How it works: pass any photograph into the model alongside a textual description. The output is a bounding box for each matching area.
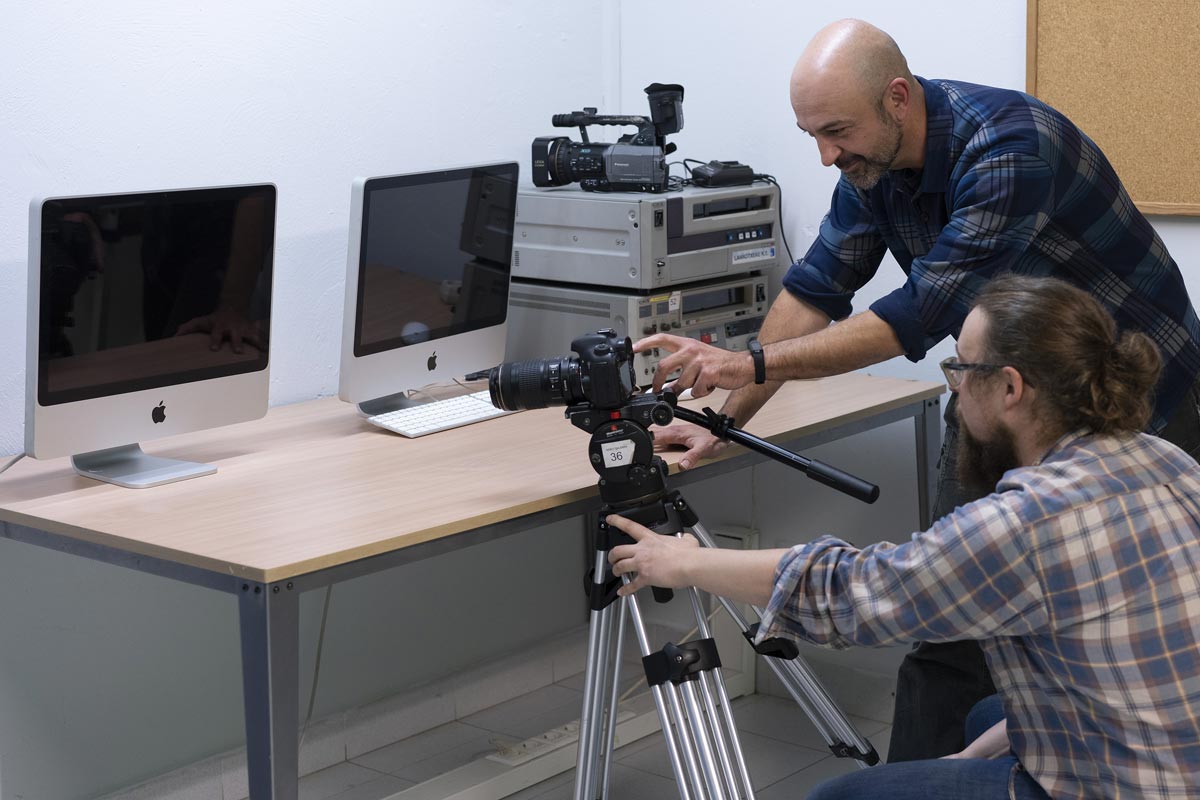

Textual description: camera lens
[486,356,584,411]
[550,141,610,187]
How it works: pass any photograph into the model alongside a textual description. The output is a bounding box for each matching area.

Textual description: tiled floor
[292,682,893,800]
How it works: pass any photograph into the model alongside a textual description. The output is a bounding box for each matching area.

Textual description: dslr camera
[484,329,637,411]
[531,83,684,193]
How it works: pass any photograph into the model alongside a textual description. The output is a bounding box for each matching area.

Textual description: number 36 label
[601,439,636,467]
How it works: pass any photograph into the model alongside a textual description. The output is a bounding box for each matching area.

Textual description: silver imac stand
[71,444,216,489]
[355,390,428,418]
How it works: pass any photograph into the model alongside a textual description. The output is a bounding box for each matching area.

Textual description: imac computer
[339,162,519,436]
[26,184,276,488]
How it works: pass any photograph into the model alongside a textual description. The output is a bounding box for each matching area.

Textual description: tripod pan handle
[805,459,879,504]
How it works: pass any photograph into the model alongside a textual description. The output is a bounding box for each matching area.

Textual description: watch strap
[748,337,766,385]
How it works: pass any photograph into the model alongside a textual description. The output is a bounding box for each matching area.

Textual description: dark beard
[956,415,1021,499]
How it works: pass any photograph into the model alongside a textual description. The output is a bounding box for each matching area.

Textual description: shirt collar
[915,76,954,195]
[1034,429,1095,466]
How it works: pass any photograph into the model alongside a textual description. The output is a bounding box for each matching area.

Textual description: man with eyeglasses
[610,275,1200,799]
[634,18,1200,762]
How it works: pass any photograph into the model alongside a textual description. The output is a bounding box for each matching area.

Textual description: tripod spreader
[643,639,722,687]
[669,403,880,505]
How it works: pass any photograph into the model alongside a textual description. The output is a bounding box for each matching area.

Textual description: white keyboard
[366,391,514,438]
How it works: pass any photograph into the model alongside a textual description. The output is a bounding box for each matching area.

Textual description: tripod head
[474,328,878,508]
[567,388,880,512]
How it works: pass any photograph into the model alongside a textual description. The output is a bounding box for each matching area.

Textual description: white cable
[0,453,26,476]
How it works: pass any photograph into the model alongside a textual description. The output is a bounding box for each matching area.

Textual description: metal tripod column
[575,547,625,800]
[575,513,757,800]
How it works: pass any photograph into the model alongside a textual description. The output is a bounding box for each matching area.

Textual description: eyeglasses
[939,356,1004,390]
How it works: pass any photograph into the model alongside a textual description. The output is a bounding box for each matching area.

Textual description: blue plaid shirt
[783,77,1200,432]
[758,432,1200,799]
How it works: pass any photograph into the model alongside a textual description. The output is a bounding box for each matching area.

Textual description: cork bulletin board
[1026,0,1200,216]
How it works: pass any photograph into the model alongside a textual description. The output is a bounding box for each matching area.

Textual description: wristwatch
[748,337,766,385]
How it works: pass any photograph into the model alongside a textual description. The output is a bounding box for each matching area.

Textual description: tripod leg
[598,595,627,800]
[678,677,731,800]
[686,586,755,798]
[626,588,704,800]
[688,522,879,768]
[575,549,619,800]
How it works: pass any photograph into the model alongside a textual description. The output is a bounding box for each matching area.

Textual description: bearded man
[610,276,1200,799]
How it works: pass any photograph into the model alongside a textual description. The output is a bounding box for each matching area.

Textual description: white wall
[0,0,622,454]
[3,1,1200,797]
[0,3,614,798]
[618,0,1200,388]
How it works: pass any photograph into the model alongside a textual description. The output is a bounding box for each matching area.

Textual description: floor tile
[756,753,853,799]
[615,728,827,790]
[500,769,576,800]
[731,694,886,752]
[461,684,583,738]
[298,762,390,800]
[350,721,494,778]
[554,670,588,692]
[322,772,415,800]
[522,763,680,800]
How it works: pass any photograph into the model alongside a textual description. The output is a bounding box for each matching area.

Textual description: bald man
[636,19,1200,762]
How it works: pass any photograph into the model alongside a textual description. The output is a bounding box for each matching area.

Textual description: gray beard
[840,119,903,191]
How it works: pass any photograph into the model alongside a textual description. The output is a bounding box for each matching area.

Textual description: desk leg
[238,581,301,799]
[914,396,942,530]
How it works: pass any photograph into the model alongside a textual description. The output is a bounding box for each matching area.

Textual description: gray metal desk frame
[1,393,940,799]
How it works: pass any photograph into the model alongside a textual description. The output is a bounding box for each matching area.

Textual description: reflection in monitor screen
[339,163,518,414]
[26,184,276,488]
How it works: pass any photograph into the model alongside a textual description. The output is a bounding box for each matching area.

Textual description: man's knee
[806,769,873,800]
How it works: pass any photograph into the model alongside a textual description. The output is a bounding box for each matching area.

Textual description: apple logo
[427,351,437,371]
[151,401,166,424]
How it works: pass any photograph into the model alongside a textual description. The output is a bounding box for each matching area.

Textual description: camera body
[531,83,684,193]
[481,329,678,507]
[485,329,637,411]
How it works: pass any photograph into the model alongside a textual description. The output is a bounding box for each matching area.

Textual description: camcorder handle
[669,403,880,505]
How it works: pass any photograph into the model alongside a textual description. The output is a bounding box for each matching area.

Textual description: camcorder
[531,83,684,193]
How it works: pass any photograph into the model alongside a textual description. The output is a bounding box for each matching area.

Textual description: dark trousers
[887,378,1200,762]
[812,695,1051,800]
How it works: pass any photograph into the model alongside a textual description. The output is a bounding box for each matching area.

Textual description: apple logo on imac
[427,351,437,371]
[152,402,166,424]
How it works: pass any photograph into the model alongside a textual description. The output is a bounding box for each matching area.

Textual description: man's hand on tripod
[607,515,699,596]
[608,514,783,606]
[654,421,728,471]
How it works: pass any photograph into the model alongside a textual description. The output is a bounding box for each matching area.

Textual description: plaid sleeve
[870,151,1056,361]
[781,179,887,322]
[755,498,1050,649]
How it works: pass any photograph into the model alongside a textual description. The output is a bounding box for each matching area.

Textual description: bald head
[788,20,925,181]
[791,19,913,112]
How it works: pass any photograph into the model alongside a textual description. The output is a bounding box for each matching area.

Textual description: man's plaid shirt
[782,77,1200,432]
[758,431,1200,798]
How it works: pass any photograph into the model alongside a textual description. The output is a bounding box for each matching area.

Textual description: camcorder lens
[486,357,583,411]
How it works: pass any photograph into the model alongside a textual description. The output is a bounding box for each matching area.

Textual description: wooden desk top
[0,374,942,582]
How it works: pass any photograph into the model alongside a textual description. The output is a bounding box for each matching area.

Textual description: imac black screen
[353,163,517,358]
[37,184,276,406]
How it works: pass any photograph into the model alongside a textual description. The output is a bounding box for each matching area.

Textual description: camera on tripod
[483,329,639,412]
[480,329,677,509]
[475,328,879,505]
[531,83,684,193]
